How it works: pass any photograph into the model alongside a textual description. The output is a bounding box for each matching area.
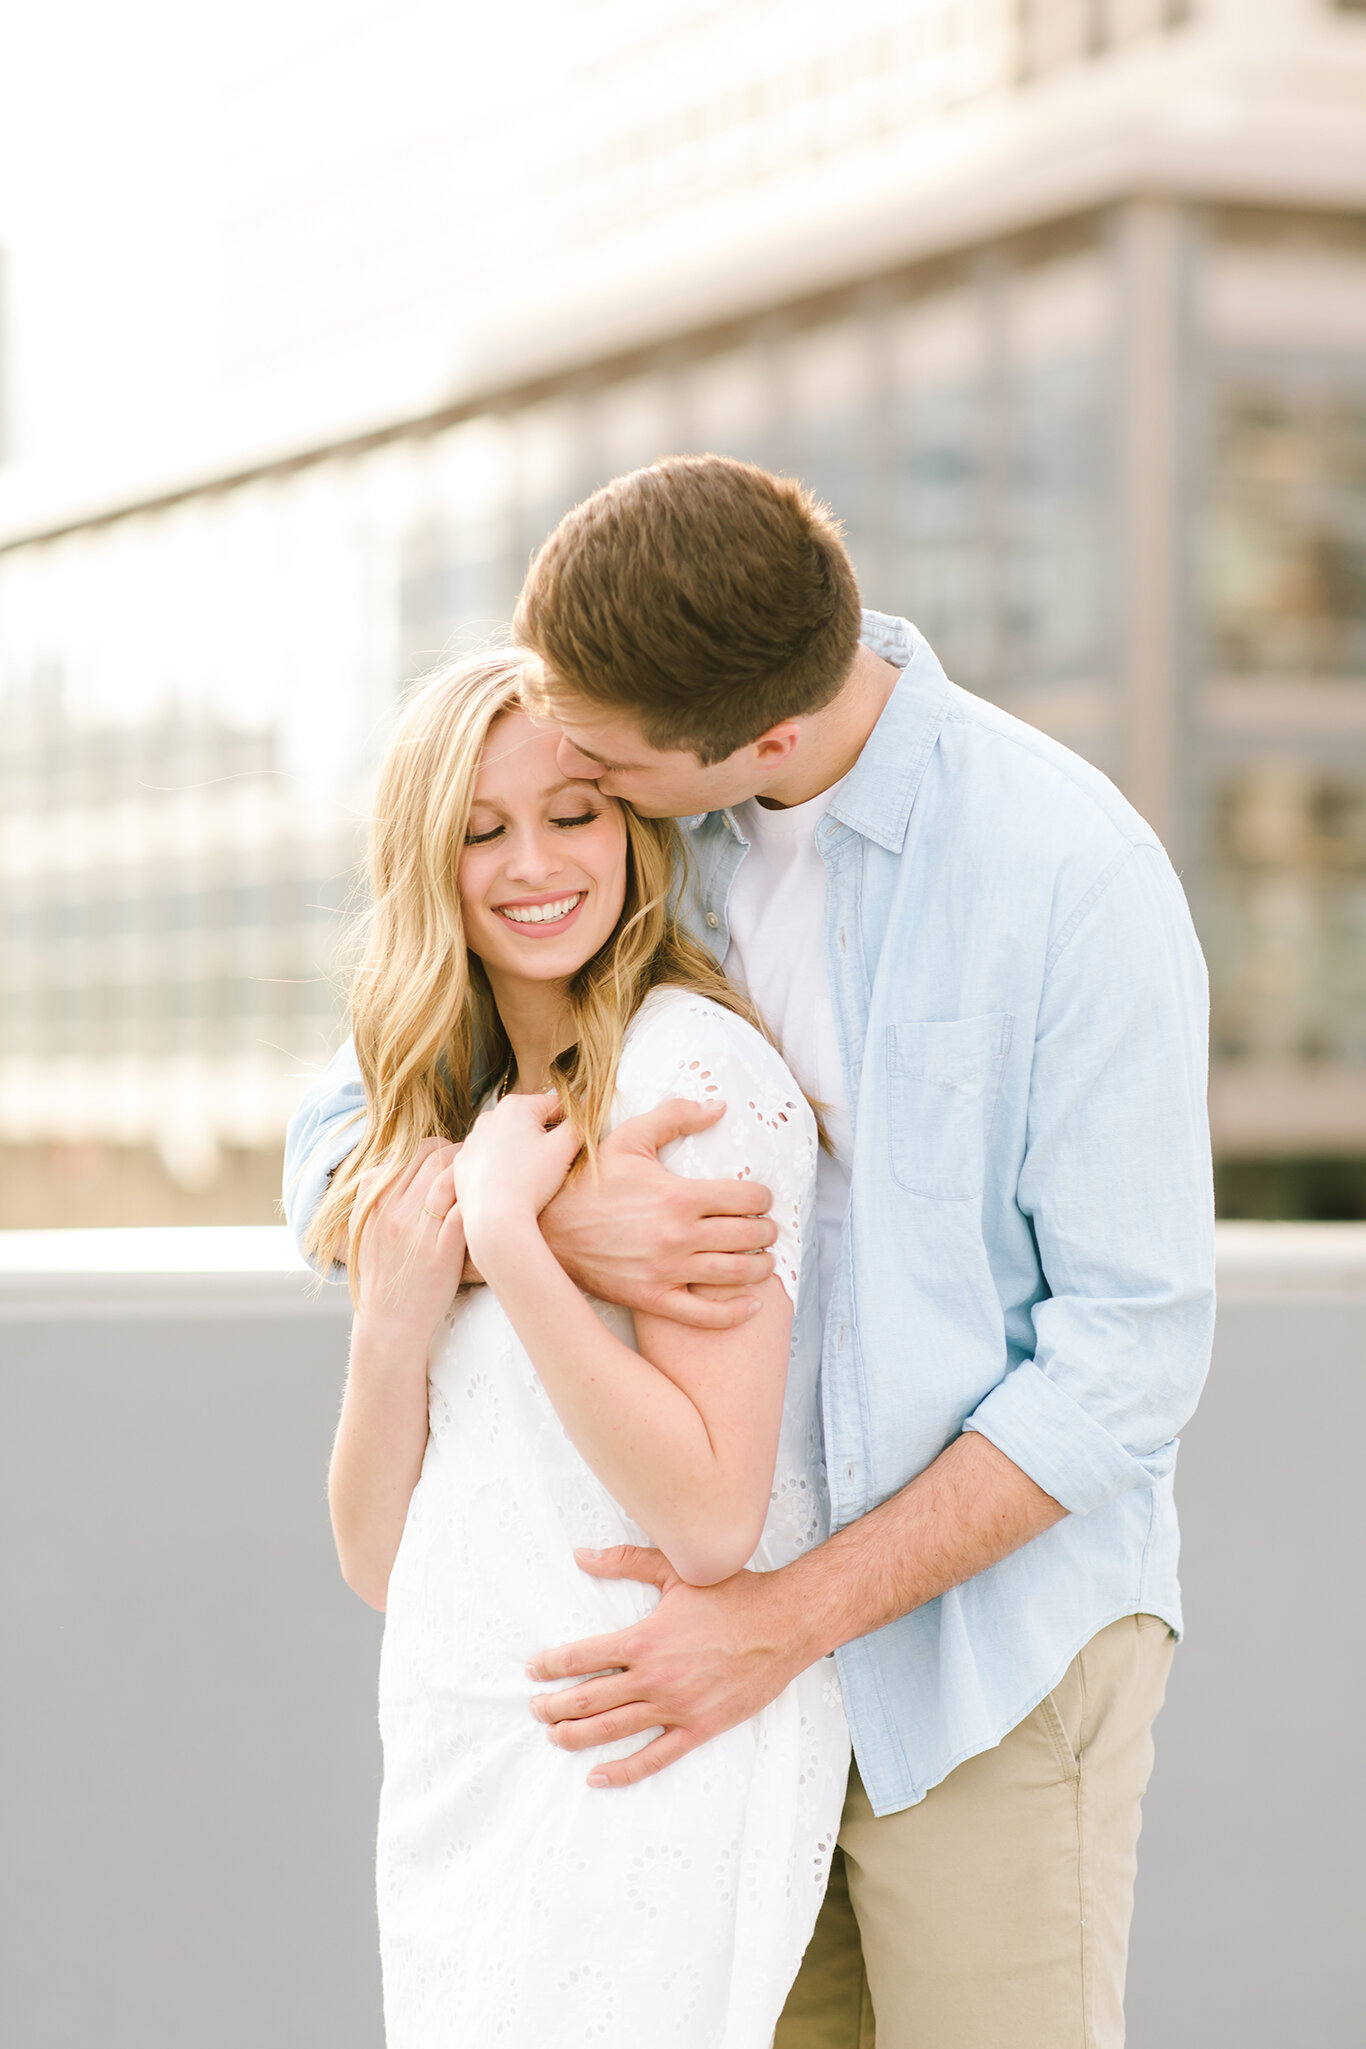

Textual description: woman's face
[458,710,629,988]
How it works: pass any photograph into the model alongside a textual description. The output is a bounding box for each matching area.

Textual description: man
[285,457,1214,2047]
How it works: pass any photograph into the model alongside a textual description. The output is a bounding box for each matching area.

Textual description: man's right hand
[540,1098,776,1329]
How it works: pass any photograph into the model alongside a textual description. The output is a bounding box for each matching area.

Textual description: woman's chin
[482,928,614,984]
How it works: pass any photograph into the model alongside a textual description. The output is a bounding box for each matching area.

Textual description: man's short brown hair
[514,456,862,765]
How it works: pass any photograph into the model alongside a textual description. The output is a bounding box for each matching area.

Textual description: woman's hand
[453,1092,583,1272]
[353,1142,467,1351]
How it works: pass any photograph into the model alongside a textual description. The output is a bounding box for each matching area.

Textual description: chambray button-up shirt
[284,611,1215,1817]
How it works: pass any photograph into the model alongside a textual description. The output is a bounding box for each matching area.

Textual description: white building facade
[2,0,1365,1220]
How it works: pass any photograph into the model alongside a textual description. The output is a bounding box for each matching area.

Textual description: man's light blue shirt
[284,611,1215,1817]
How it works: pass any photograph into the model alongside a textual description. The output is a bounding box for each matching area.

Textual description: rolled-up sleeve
[963,843,1215,1517]
[282,1036,368,1269]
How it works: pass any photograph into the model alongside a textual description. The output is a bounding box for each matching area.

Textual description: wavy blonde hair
[304,648,768,1292]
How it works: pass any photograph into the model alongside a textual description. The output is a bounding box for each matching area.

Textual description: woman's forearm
[478,1221,764,1584]
[328,1318,432,1609]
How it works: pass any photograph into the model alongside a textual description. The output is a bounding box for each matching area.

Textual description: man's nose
[556,736,603,781]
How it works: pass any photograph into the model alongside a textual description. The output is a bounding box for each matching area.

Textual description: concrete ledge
[0,1226,350,1321]
[0,1268,350,1321]
[3,1221,1365,1317]
[1213,1221,1366,1301]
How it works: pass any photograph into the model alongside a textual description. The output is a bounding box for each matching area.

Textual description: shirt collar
[680,610,952,854]
[825,611,954,854]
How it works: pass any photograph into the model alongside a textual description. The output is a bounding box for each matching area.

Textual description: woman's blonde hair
[304,647,767,1293]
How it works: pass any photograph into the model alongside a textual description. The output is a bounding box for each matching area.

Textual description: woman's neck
[483,969,575,1094]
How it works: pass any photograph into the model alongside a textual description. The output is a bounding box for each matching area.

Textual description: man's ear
[751,722,801,771]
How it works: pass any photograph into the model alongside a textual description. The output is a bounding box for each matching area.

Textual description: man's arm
[282,1040,779,1325]
[528,1433,1061,1785]
[961,842,1214,1516]
[527,840,1216,1784]
[282,1039,368,1270]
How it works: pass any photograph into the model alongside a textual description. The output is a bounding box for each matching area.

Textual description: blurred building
[2,0,1365,1222]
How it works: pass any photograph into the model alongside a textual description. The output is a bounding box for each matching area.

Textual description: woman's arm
[328,1144,465,1609]
[455,1096,792,1588]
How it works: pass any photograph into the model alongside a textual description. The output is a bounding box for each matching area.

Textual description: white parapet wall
[0,1223,350,1320]
[1,1220,1363,2049]
[3,1217,1364,1306]
[1213,1219,1366,1299]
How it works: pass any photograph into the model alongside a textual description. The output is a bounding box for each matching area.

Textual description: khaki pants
[775,1613,1175,2049]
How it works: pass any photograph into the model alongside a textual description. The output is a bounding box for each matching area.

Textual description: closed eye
[464,809,600,846]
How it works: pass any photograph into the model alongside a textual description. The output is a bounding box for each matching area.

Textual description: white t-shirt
[723,781,852,1324]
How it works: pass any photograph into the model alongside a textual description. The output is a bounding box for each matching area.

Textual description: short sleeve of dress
[609,989,818,1307]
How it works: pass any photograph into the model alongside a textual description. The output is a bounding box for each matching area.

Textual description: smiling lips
[495,891,586,929]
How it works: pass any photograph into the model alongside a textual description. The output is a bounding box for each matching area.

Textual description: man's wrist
[754,1551,843,1673]
[766,1527,879,1666]
[538,1185,595,1290]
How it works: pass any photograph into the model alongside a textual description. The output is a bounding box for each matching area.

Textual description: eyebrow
[468,778,602,807]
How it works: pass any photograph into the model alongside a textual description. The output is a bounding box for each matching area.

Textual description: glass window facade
[4,200,1366,1217]
[1192,213,1366,1208]
[1204,386,1366,679]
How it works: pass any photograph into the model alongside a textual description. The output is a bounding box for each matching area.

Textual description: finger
[573,1544,671,1587]
[619,1096,726,1155]
[415,1142,459,1183]
[397,1136,446,1185]
[498,1090,560,1124]
[648,1287,762,1330]
[687,1177,775,1220]
[548,1703,667,1753]
[417,1165,457,1221]
[391,1146,438,1197]
[367,1147,434,1217]
[683,1250,775,1288]
[587,1727,699,1789]
[437,1195,466,1258]
[545,1114,583,1166]
[686,1215,780,1255]
[531,1669,643,1725]
[526,1632,633,1683]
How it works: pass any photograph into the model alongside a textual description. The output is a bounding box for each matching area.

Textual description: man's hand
[540,1098,778,1329]
[528,1435,1067,1787]
[526,1546,811,1788]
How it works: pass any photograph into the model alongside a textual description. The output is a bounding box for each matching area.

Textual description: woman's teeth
[497,893,584,926]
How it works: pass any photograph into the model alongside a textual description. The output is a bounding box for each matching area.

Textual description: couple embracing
[285,456,1214,2049]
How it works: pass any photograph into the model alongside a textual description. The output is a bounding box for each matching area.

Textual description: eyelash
[464,810,601,847]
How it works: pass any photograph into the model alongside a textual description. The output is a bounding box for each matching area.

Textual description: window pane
[1203,385,1366,679]
[1204,767,1366,1067]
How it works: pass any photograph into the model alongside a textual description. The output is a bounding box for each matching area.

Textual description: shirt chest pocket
[885,1014,1013,1201]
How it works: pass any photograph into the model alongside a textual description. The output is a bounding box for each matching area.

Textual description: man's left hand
[526,1546,810,1788]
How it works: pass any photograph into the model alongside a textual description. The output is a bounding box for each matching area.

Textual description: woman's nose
[502,824,564,886]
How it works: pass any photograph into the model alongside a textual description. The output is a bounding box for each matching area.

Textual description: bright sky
[0,5,219,472]
[0,1,532,486]
[0,0,944,504]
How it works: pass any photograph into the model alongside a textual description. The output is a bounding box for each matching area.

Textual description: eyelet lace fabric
[376,989,851,2047]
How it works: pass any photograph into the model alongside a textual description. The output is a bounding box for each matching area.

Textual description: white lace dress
[375,987,851,2048]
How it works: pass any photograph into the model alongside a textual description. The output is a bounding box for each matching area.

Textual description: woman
[307,650,849,2048]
